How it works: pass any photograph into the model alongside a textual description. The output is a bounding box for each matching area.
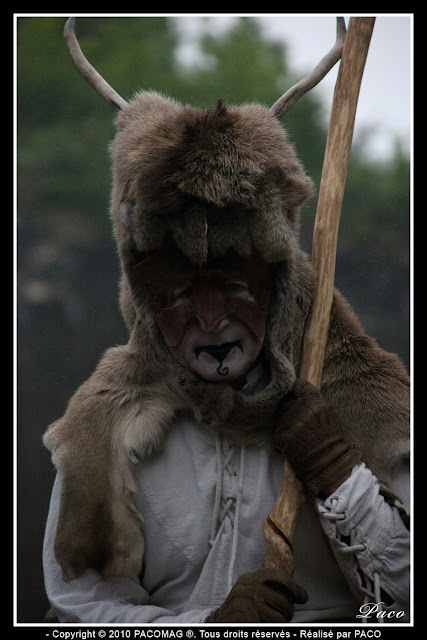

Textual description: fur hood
[110,92,314,269]
[107,92,315,438]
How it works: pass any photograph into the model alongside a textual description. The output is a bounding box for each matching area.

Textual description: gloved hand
[274,379,362,498]
[205,568,307,623]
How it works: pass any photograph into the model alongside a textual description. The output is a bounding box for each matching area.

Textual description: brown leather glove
[205,568,307,623]
[274,379,362,498]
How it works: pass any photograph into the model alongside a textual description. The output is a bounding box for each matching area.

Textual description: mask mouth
[195,341,243,376]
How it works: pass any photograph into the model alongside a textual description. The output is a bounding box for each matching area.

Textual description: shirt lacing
[209,434,246,591]
[319,495,387,624]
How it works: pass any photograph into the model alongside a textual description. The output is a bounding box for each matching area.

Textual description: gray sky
[173,14,412,161]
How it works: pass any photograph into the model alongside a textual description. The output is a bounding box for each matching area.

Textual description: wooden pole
[264,17,376,573]
[299,17,376,387]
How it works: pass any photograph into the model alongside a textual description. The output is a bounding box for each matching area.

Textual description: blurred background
[16,15,411,623]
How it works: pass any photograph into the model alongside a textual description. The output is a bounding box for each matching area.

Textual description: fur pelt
[43,92,410,580]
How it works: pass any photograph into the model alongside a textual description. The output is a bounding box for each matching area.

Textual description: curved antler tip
[336,17,347,40]
[64,17,76,41]
[270,16,348,120]
[64,16,75,30]
[63,15,127,112]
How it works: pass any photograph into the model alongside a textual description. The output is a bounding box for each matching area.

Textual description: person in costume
[42,19,410,624]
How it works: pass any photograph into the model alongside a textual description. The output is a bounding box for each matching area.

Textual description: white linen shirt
[43,413,410,624]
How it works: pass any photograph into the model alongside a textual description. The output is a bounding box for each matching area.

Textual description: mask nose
[192,277,230,334]
[195,314,230,334]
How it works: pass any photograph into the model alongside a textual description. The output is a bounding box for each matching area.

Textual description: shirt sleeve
[314,460,410,623]
[43,475,212,624]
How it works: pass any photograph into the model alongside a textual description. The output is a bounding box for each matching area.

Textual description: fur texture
[44,92,410,580]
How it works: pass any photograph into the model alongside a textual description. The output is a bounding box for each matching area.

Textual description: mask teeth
[195,341,243,363]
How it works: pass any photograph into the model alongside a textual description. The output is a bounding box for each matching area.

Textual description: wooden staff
[264,17,376,574]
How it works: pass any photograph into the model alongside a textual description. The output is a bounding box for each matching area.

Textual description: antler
[64,17,128,111]
[65,16,345,117]
[270,17,347,119]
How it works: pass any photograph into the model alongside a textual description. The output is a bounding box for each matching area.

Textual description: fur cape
[44,92,410,580]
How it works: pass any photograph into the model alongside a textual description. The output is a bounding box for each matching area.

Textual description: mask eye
[226,281,255,302]
[170,286,193,306]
